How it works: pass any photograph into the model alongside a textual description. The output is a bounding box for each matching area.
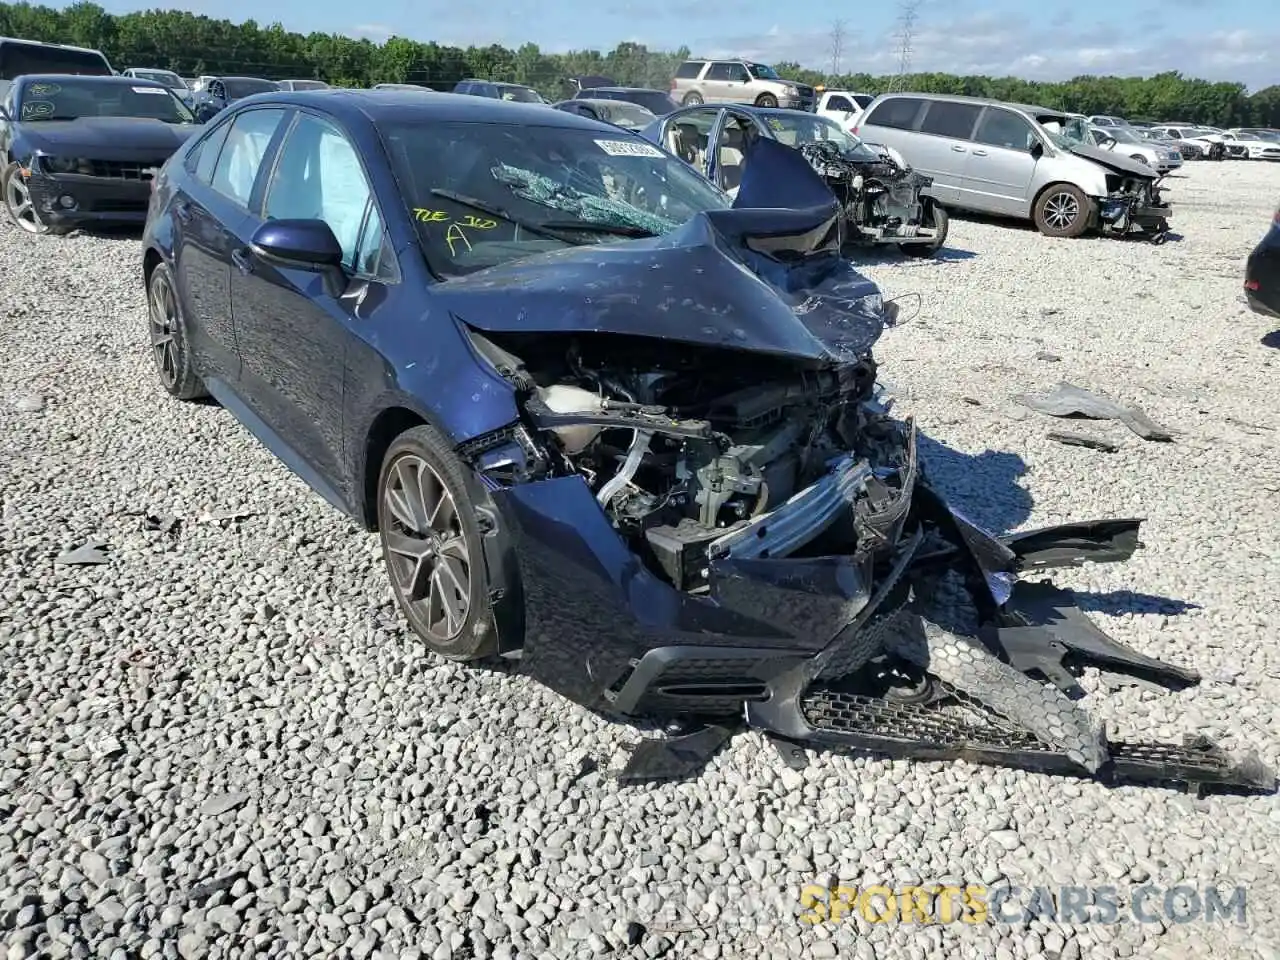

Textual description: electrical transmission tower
[888,0,923,92]
[828,19,847,78]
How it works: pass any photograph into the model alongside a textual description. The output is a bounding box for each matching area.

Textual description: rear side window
[919,101,983,140]
[209,108,285,207]
[0,41,111,80]
[675,61,705,80]
[853,94,874,109]
[826,95,854,112]
[863,96,925,130]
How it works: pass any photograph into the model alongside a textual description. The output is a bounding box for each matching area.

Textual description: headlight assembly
[41,156,82,175]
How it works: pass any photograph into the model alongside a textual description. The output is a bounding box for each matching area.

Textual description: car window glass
[728,64,750,82]
[827,95,854,112]
[864,96,924,130]
[210,108,285,207]
[706,62,735,81]
[919,101,982,140]
[354,201,398,282]
[664,109,717,166]
[973,108,1036,150]
[191,119,232,181]
[263,113,373,270]
[675,61,704,80]
[853,94,874,109]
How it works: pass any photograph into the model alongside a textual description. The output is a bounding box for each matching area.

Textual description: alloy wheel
[5,171,47,234]
[382,454,471,643]
[148,271,180,388]
[1043,192,1080,230]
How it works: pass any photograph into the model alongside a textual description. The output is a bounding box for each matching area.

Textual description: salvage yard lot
[2,160,1278,959]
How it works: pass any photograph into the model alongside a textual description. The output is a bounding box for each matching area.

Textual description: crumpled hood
[15,118,200,159]
[1066,142,1158,178]
[434,138,887,363]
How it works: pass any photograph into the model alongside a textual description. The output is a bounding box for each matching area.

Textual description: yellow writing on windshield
[445,222,473,257]
[412,208,498,229]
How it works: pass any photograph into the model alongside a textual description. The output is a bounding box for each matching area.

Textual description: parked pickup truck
[816,89,876,130]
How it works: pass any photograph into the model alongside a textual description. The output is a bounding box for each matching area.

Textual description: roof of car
[0,36,104,53]
[236,89,614,131]
[871,91,1061,118]
[584,86,668,94]
[14,73,166,87]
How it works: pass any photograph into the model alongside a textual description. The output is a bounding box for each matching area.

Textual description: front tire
[1033,184,1092,238]
[755,93,778,108]
[903,202,949,258]
[377,424,498,662]
[147,262,208,400]
[681,91,703,106]
[3,162,68,235]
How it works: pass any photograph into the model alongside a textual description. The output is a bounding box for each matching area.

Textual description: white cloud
[351,24,393,39]
[694,14,1278,92]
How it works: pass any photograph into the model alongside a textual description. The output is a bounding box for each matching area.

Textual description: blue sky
[92,0,1275,91]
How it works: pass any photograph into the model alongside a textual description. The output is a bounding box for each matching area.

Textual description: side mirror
[251,219,347,295]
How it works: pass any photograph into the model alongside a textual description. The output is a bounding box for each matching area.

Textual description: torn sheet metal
[1014,381,1174,441]
[55,540,110,565]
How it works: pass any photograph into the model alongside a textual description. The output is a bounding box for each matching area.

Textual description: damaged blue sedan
[142,91,1271,793]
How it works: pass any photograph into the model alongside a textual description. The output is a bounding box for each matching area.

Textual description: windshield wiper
[429,188,591,245]
[538,220,657,238]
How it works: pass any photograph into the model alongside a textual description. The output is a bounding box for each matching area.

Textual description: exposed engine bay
[1099,172,1172,241]
[797,140,944,251]
[461,325,1271,795]
[467,330,902,591]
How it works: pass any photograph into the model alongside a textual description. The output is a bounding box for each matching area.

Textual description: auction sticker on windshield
[132,86,168,94]
[595,139,664,158]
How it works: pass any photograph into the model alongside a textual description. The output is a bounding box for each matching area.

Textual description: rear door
[229,109,395,494]
[702,62,741,103]
[960,106,1042,216]
[171,107,288,383]
[908,100,984,204]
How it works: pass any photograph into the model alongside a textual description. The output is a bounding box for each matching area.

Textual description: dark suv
[573,86,676,116]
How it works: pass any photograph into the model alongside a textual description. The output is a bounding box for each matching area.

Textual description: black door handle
[230,247,253,275]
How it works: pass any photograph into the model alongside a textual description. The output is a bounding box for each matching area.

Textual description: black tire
[903,202,949,258]
[146,261,209,400]
[1032,183,1092,238]
[3,161,70,236]
[377,424,499,662]
[755,92,778,108]
[681,91,703,106]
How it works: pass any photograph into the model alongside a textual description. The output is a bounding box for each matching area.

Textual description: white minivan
[854,92,1172,239]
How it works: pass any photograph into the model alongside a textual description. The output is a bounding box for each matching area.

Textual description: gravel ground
[2,159,1279,960]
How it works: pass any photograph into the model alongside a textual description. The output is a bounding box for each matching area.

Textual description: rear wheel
[903,202,949,258]
[377,424,498,661]
[755,92,778,108]
[682,91,703,106]
[147,262,208,400]
[1033,184,1092,238]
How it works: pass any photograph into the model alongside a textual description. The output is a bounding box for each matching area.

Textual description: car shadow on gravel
[1261,330,1280,349]
[849,245,978,265]
[915,433,1034,534]
[1071,589,1200,616]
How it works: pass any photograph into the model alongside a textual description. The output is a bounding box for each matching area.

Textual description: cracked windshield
[382,120,728,275]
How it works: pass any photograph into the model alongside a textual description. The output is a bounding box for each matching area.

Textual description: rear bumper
[26,172,151,226]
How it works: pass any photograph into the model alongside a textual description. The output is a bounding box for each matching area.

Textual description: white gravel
[3,160,1279,960]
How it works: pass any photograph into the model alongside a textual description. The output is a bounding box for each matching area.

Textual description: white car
[1223,131,1280,161]
[1088,125,1183,173]
[1151,126,1226,160]
[815,89,876,131]
[1089,114,1128,127]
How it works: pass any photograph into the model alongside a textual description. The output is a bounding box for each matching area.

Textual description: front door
[228,110,388,496]
[960,106,1042,217]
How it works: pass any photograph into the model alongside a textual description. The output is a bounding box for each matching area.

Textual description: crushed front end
[796,140,945,252]
[16,153,164,228]
[1097,172,1172,242]
[443,173,1266,795]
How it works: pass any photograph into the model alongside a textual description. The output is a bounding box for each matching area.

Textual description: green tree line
[2,1,1277,126]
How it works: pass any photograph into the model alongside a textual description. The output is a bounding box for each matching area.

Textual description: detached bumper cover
[489,427,1273,795]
